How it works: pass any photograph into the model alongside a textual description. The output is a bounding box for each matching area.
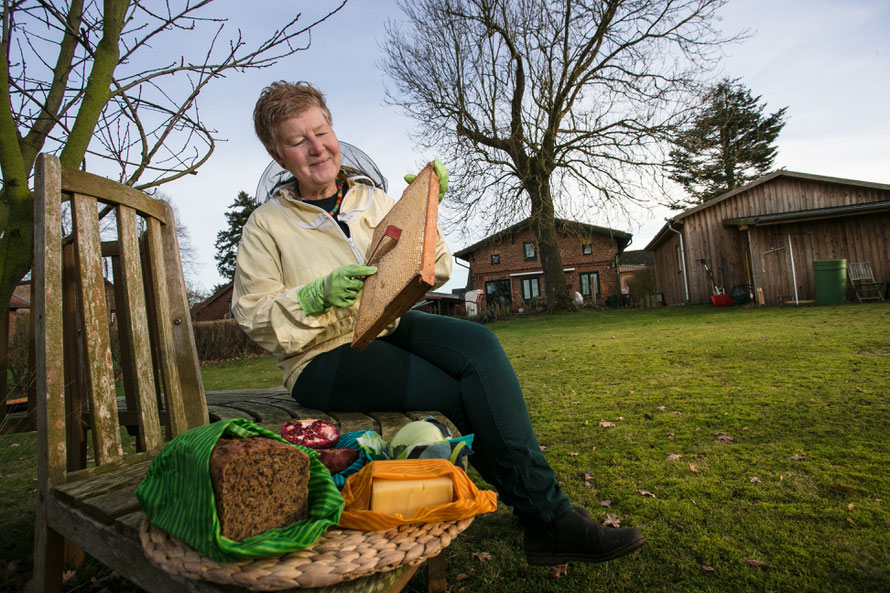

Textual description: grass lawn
[1,303,888,592]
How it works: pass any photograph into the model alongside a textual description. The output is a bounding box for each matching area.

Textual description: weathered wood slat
[33,153,68,593]
[325,411,381,435]
[221,401,292,426]
[57,459,153,501]
[116,205,163,451]
[63,241,88,471]
[61,167,168,222]
[159,202,208,429]
[75,482,143,525]
[145,217,189,437]
[366,411,414,442]
[116,510,147,539]
[46,497,231,593]
[206,404,251,422]
[72,192,122,464]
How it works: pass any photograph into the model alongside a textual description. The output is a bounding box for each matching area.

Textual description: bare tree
[381,0,733,310]
[0,0,348,407]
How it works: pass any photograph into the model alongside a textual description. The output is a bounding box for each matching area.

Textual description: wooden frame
[352,162,440,350]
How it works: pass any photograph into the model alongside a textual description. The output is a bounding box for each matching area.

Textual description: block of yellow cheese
[370,475,454,517]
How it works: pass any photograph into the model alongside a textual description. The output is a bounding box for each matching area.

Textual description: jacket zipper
[289,185,366,264]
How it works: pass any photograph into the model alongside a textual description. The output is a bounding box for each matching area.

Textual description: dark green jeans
[292,311,570,522]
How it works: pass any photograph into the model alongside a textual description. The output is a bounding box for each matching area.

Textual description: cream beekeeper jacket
[232,173,452,392]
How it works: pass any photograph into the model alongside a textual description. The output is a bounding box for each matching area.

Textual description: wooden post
[426,553,447,593]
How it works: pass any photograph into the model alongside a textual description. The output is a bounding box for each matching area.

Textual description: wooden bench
[31,153,457,593]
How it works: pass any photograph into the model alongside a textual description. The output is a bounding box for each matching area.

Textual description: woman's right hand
[298,264,378,316]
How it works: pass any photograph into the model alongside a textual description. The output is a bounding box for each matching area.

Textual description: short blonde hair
[253,81,332,156]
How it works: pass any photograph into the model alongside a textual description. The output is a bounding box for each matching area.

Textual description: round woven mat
[140,517,474,591]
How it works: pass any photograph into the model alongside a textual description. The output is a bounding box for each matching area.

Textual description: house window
[523,241,537,260]
[521,277,541,301]
[582,244,592,255]
[485,279,512,308]
[490,254,500,265]
[579,272,600,298]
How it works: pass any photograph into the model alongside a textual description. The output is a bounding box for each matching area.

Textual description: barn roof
[645,170,890,251]
[454,217,632,260]
[723,200,890,227]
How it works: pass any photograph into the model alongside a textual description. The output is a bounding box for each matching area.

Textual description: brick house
[191,282,234,322]
[9,284,30,336]
[453,218,632,312]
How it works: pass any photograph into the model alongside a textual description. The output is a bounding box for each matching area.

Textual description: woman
[232,81,646,566]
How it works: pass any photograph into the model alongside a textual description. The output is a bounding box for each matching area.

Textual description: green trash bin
[813,259,847,305]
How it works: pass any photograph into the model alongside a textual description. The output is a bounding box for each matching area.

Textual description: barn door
[762,232,815,304]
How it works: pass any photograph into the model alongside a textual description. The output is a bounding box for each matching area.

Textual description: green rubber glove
[404,158,448,202]
[298,264,378,316]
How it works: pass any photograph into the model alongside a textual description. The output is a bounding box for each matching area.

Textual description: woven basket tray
[140,518,474,591]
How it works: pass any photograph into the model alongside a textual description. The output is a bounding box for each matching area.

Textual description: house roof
[645,170,890,251]
[618,250,654,266]
[453,217,632,260]
[191,281,234,315]
[10,293,29,309]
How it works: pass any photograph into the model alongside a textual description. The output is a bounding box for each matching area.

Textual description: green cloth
[136,419,344,561]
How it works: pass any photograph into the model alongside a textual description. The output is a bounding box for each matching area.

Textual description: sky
[159,0,890,295]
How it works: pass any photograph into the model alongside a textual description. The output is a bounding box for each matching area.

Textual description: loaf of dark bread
[209,437,310,541]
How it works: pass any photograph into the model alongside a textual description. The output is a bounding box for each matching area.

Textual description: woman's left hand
[404,158,448,202]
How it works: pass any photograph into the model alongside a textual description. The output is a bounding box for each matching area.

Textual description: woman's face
[273,106,341,199]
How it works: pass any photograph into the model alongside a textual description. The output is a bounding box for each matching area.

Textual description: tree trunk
[0,182,36,421]
[526,177,573,312]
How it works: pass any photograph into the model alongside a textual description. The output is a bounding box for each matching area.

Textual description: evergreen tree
[215,191,259,281]
[666,78,788,209]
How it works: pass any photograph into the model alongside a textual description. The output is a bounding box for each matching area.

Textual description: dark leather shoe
[523,506,646,565]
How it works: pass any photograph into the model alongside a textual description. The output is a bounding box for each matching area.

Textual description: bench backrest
[34,153,207,486]
[847,262,875,283]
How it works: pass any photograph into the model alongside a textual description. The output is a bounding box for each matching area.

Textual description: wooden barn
[645,170,890,306]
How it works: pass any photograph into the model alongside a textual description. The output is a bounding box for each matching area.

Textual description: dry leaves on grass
[749,477,762,483]
[789,455,809,461]
[599,421,616,428]
[549,563,569,578]
[472,551,492,562]
[600,499,612,507]
[715,433,734,444]
[833,482,853,494]
[637,489,657,498]
[603,514,622,528]
[689,463,701,474]
[702,565,716,576]
[666,454,683,461]
[742,558,770,569]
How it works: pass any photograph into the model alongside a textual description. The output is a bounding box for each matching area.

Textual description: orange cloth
[338,459,497,530]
